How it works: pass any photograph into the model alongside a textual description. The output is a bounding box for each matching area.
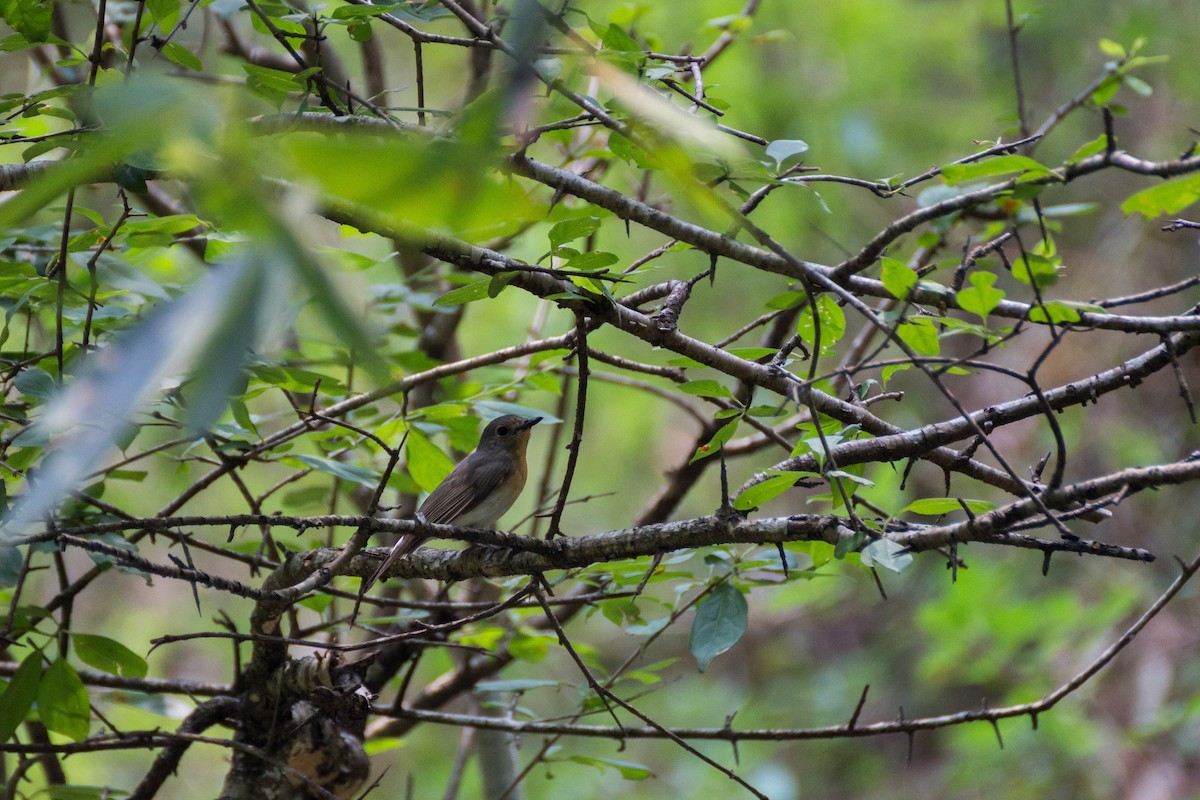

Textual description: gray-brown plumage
[363,414,540,590]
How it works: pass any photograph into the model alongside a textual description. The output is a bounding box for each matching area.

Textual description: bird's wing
[418,454,515,524]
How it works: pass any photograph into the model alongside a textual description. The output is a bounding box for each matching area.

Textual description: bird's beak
[519,417,542,431]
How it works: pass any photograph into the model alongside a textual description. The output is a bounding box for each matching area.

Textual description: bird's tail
[361,533,426,594]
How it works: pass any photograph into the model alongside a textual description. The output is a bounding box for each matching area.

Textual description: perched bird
[364,414,541,590]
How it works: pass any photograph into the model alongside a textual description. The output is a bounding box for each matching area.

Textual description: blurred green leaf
[38,658,90,741]
[73,634,148,679]
[1122,173,1200,218]
[861,538,913,573]
[904,497,996,515]
[288,454,380,488]
[435,278,493,306]
[765,138,809,168]
[406,428,455,493]
[679,379,734,399]
[567,755,654,780]
[880,257,918,300]
[941,155,1055,185]
[0,651,41,741]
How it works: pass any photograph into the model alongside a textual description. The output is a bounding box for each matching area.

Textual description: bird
[363,414,541,590]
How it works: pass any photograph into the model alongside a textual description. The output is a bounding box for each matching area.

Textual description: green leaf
[690,583,748,671]
[434,278,492,306]
[1123,75,1152,97]
[43,787,130,799]
[941,155,1055,185]
[1091,75,1120,106]
[146,0,179,29]
[689,417,739,463]
[405,428,456,493]
[1066,135,1108,164]
[568,755,653,780]
[797,294,845,347]
[880,257,917,299]
[564,251,619,273]
[897,318,939,355]
[1098,38,1126,58]
[956,271,1005,321]
[1121,173,1200,218]
[861,538,913,573]
[0,0,52,42]
[548,216,601,250]
[903,497,996,515]
[14,367,55,400]
[38,658,90,742]
[733,472,811,511]
[765,290,806,310]
[764,138,809,168]
[1011,252,1059,288]
[289,454,380,488]
[475,679,561,693]
[73,634,148,679]
[598,22,641,53]
[1028,301,1081,324]
[679,379,734,399]
[160,41,201,71]
[0,651,41,741]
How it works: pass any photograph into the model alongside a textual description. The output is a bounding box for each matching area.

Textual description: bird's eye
[497,426,510,436]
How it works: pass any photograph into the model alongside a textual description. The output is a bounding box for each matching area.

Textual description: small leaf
[1011,253,1059,288]
[548,216,601,249]
[941,155,1054,185]
[1066,135,1108,164]
[689,417,739,463]
[476,679,561,693]
[38,658,90,742]
[1122,173,1200,218]
[289,454,380,488]
[897,318,940,355]
[880,257,918,300]
[73,634,148,679]
[487,271,519,298]
[434,279,492,306]
[956,271,1005,320]
[903,497,996,515]
[160,41,201,71]
[733,472,811,511]
[689,583,748,671]
[405,428,456,493]
[797,294,845,348]
[765,290,806,310]
[564,251,618,271]
[679,379,734,399]
[567,755,654,780]
[861,538,913,573]
[1123,75,1153,97]
[1028,301,1081,324]
[764,138,809,168]
[0,651,41,741]
[13,368,56,400]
